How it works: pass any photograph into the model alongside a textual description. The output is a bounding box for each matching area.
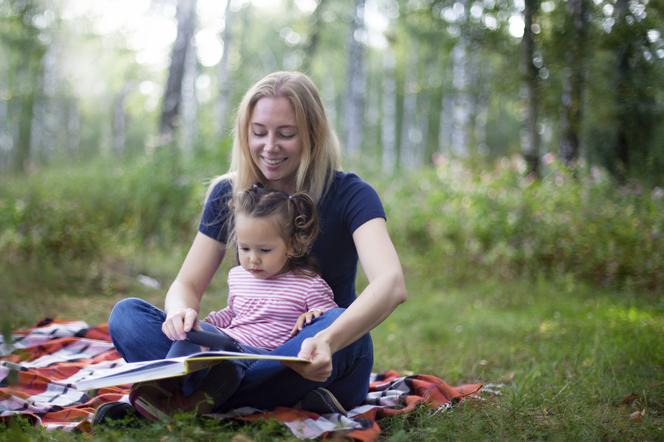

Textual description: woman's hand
[289,309,324,337]
[161,308,199,341]
[283,334,333,382]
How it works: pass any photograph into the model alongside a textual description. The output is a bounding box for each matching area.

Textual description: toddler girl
[130,184,337,420]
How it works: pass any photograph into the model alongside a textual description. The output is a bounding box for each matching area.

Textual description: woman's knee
[108,297,155,336]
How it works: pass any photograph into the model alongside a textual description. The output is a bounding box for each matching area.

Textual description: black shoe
[299,387,348,415]
[92,401,137,425]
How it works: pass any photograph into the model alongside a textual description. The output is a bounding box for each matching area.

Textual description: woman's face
[248,96,303,194]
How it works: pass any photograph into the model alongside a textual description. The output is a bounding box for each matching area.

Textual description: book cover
[75,350,307,391]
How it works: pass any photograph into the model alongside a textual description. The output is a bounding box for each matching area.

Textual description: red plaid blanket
[0,319,483,440]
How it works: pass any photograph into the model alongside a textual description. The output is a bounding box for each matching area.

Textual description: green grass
[1,250,662,441]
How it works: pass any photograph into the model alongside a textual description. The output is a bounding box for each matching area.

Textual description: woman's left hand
[283,334,333,382]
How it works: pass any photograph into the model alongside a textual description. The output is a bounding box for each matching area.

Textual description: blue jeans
[108,298,373,411]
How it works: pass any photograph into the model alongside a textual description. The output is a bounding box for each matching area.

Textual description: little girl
[130,184,338,420]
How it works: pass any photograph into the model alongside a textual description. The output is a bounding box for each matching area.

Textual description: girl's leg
[166,323,246,397]
[219,307,373,412]
[108,297,171,362]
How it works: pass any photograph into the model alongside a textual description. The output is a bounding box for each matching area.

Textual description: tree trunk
[112,84,133,155]
[342,0,366,156]
[559,0,588,168]
[301,0,327,74]
[451,38,469,157]
[0,53,9,170]
[8,2,46,173]
[180,32,198,154]
[400,37,420,169]
[613,0,630,181]
[158,0,197,146]
[521,0,540,178]
[215,0,232,140]
[381,44,397,172]
[67,97,81,156]
[14,89,35,173]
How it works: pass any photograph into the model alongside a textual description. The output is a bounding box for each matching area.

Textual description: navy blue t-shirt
[198,171,386,308]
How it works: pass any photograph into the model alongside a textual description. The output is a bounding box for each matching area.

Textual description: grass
[1,248,662,441]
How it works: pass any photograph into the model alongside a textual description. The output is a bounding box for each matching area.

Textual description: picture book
[75,350,307,390]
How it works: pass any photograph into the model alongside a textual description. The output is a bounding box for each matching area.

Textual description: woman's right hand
[161,308,199,341]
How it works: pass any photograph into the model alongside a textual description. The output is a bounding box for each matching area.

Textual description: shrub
[378,157,663,291]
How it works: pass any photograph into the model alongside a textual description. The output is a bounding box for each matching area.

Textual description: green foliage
[2,154,661,294]
[379,157,663,291]
[0,149,201,262]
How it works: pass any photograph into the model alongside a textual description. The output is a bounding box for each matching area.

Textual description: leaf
[629,409,645,422]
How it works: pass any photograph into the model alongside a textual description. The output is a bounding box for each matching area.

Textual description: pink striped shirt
[204,266,338,350]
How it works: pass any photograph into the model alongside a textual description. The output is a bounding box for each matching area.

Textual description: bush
[1,151,661,292]
[378,156,663,291]
[0,150,203,262]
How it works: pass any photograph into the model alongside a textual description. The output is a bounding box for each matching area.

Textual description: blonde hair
[209,71,341,203]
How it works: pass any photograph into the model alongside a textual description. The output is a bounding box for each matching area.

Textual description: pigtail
[231,184,320,275]
[286,192,319,260]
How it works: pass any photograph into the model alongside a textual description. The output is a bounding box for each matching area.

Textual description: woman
[109,71,407,413]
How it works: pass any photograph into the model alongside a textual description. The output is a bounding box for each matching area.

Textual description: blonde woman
[109,71,407,415]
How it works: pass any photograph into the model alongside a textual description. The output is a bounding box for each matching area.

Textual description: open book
[75,350,307,391]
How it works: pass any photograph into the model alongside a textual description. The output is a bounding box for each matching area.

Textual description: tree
[521,0,541,177]
[559,0,589,168]
[158,0,197,146]
[0,0,46,173]
[301,0,327,74]
[382,35,397,172]
[342,0,366,155]
[215,0,233,140]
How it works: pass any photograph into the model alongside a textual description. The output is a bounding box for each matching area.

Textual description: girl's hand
[283,335,332,382]
[162,308,199,341]
[289,309,324,337]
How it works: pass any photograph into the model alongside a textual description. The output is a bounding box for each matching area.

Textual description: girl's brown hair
[228,184,319,274]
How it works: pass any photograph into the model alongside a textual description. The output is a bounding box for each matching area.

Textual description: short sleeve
[198,179,233,243]
[342,174,386,233]
[305,275,338,312]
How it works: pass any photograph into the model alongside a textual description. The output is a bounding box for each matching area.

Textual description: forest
[0,0,662,440]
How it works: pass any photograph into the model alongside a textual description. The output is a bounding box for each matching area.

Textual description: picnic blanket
[0,319,484,440]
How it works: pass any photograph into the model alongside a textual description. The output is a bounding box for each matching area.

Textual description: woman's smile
[249,96,303,193]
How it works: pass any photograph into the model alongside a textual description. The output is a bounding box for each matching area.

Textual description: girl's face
[248,96,303,194]
[236,213,290,279]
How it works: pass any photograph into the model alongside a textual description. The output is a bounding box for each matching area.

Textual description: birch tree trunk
[180,33,198,154]
[559,0,588,168]
[439,92,454,155]
[400,37,420,169]
[301,0,327,74]
[342,0,366,156]
[112,84,133,155]
[521,0,541,177]
[381,44,397,172]
[450,41,469,157]
[215,0,232,140]
[0,53,10,170]
[322,68,337,129]
[158,0,197,146]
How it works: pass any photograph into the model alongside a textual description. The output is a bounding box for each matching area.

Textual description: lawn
[1,252,662,441]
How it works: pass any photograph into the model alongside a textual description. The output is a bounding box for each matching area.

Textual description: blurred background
[0,0,662,324]
[1,0,662,181]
